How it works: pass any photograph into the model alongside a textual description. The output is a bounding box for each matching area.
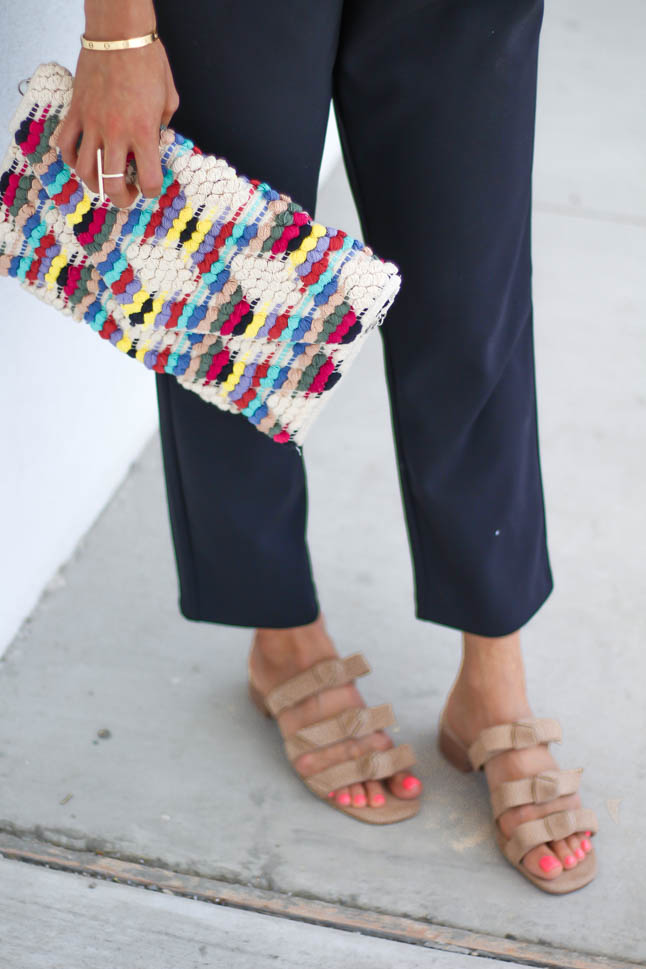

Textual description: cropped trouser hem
[176,594,321,631]
[415,573,554,639]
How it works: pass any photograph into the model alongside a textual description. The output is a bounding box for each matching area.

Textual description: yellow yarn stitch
[243,303,268,339]
[66,194,92,226]
[163,204,193,246]
[121,286,152,318]
[182,213,216,256]
[116,334,132,354]
[287,222,327,268]
[142,291,168,328]
[220,349,251,396]
[45,251,68,289]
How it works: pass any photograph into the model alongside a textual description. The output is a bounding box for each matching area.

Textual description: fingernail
[575,847,585,860]
[581,838,592,852]
[353,795,367,807]
[539,855,561,873]
[402,775,421,791]
[564,854,577,868]
[337,792,351,805]
[372,794,385,806]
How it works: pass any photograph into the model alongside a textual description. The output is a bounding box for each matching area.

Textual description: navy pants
[152,0,554,636]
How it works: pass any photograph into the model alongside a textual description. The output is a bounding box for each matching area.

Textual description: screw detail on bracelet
[80,29,159,51]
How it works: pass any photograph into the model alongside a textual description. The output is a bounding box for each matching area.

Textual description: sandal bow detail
[438,712,599,894]
[248,650,421,824]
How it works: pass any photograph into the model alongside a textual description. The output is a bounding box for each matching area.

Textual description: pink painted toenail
[564,855,576,868]
[337,792,351,805]
[584,830,592,837]
[372,794,385,806]
[539,855,561,873]
[353,796,367,807]
[327,792,335,798]
[575,847,585,860]
[581,838,592,852]
[402,776,421,791]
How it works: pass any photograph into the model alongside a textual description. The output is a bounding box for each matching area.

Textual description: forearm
[84,0,156,40]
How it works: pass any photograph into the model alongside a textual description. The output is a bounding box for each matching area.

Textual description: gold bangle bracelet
[80,29,159,51]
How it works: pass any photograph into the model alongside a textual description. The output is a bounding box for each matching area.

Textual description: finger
[102,140,137,209]
[56,111,84,170]
[131,125,165,199]
[74,127,102,196]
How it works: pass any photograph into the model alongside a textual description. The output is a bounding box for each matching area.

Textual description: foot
[248,611,423,809]
[443,630,594,882]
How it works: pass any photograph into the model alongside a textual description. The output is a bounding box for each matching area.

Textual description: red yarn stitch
[306,358,335,395]
[220,297,250,336]
[77,206,108,247]
[235,387,256,410]
[142,180,180,239]
[111,263,134,295]
[3,171,21,207]
[20,114,47,156]
[327,309,356,343]
[268,310,291,340]
[153,345,171,370]
[327,234,345,251]
[301,252,331,287]
[165,295,189,329]
[205,347,230,382]
[252,360,271,385]
[100,316,118,340]
[63,264,82,297]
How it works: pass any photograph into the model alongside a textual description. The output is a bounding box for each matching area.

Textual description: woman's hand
[57,2,180,209]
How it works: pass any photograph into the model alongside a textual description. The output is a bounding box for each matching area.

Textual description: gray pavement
[1,1,644,965]
[0,855,556,969]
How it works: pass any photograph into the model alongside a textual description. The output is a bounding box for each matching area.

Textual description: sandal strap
[305,743,417,797]
[490,767,583,820]
[469,718,562,770]
[264,653,371,717]
[284,703,395,761]
[503,807,599,867]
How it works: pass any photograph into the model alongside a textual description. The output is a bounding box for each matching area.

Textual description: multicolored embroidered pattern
[0,62,401,446]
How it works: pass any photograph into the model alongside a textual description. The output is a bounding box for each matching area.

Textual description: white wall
[0,3,342,655]
[0,4,158,652]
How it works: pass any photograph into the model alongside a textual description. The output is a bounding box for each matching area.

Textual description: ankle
[252,612,334,669]
[447,629,533,728]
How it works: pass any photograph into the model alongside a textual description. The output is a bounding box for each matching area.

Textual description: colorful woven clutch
[0,61,402,447]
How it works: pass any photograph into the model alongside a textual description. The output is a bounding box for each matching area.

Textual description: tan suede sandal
[248,650,421,824]
[438,710,598,894]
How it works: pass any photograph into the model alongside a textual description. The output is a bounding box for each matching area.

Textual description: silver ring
[96,147,125,204]
[18,76,31,96]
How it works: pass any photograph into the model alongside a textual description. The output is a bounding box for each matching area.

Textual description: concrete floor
[1,2,644,965]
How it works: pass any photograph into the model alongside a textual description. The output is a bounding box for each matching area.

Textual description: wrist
[83,0,156,41]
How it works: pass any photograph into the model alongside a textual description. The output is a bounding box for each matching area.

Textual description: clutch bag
[0,62,402,447]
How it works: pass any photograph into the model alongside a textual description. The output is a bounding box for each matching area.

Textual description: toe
[335,786,351,806]
[580,833,593,853]
[523,844,563,879]
[365,780,386,807]
[387,769,423,799]
[550,838,578,869]
[567,834,585,860]
[349,782,367,807]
